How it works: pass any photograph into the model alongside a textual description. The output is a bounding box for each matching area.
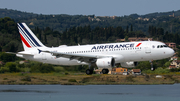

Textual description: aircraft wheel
[86,69,93,75]
[102,69,109,74]
[151,67,155,71]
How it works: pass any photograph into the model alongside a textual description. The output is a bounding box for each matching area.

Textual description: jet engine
[120,61,138,68]
[96,58,115,68]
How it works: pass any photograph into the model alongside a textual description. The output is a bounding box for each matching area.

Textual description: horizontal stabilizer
[6,52,33,56]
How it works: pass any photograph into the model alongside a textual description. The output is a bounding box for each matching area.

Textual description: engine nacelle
[120,61,138,68]
[96,58,115,68]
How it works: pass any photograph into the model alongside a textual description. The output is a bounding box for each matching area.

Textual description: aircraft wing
[39,49,112,63]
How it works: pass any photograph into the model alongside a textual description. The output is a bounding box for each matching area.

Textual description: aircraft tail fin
[17,23,46,51]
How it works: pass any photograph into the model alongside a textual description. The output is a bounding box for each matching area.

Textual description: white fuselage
[17,41,174,66]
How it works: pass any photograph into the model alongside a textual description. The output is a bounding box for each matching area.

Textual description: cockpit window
[157,45,168,48]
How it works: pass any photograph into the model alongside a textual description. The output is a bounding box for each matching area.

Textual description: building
[165,43,176,49]
[116,39,125,42]
[116,37,152,42]
[0,61,4,65]
[131,69,141,75]
[169,13,175,17]
[111,67,128,74]
[128,37,152,42]
[168,65,176,69]
[143,18,150,21]
[110,16,117,19]
[170,56,178,61]
[170,60,180,68]
[19,60,29,64]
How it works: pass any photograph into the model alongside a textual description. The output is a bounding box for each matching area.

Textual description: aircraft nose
[168,48,175,57]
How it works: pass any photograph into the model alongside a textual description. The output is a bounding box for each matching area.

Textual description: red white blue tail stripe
[17,23,44,50]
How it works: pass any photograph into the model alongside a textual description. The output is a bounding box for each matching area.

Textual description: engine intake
[96,58,115,68]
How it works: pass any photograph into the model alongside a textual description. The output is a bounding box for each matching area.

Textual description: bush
[125,76,134,82]
[0,52,16,62]
[54,66,65,73]
[63,65,88,72]
[5,62,19,72]
[154,68,170,74]
[68,79,77,82]
[3,78,8,80]
[0,67,9,73]
[170,68,179,72]
[65,72,69,75]
[142,68,170,74]
[30,63,55,73]
[144,75,150,81]
[17,64,25,68]
[21,76,31,81]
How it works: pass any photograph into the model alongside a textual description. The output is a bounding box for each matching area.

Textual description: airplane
[8,23,175,75]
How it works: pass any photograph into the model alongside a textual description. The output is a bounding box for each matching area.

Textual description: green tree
[5,62,18,72]
[0,52,16,62]
[135,61,151,70]
[130,24,133,32]
[164,61,171,67]
[126,25,129,33]
[30,63,54,73]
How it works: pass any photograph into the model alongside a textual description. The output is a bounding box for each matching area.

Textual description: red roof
[174,60,180,64]
[169,65,176,68]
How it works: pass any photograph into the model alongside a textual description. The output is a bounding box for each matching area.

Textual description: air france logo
[136,43,142,47]
[91,43,142,50]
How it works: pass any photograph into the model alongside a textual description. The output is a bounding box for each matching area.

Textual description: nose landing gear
[150,60,155,71]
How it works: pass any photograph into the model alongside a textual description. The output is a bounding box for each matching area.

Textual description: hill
[0,8,38,19]
[1,9,180,53]
[130,10,180,18]
[1,8,180,34]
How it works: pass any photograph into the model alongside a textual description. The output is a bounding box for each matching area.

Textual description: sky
[0,0,180,16]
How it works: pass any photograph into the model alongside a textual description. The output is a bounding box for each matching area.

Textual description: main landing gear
[86,69,109,75]
[86,69,93,75]
[86,63,109,75]
[86,63,94,75]
[102,69,109,74]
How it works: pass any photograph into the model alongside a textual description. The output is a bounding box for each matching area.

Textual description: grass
[0,72,179,85]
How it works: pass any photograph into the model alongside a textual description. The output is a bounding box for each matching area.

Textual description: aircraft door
[145,43,151,53]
